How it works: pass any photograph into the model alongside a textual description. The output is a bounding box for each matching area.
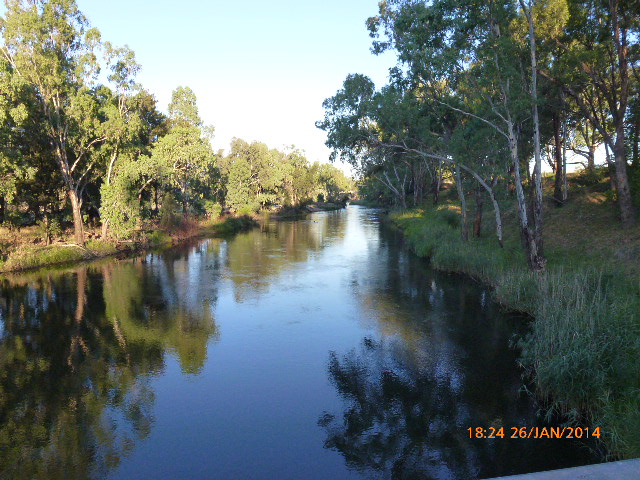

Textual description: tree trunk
[632,119,639,167]
[454,165,468,241]
[605,143,618,194]
[561,110,568,201]
[473,187,484,237]
[587,144,596,171]
[613,130,637,226]
[552,112,563,206]
[154,183,159,216]
[508,122,545,271]
[489,185,504,248]
[44,210,51,246]
[433,161,443,204]
[101,219,109,239]
[0,196,5,224]
[68,189,85,246]
[519,0,545,270]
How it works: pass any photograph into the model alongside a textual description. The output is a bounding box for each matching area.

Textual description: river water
[0,206,596,479]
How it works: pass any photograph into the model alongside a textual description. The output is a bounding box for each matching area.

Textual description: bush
[159,194,181,230]
[148,230,172,247]
[211,215,258,236]
[235,204,256,216]
[36,217,62,245]
[204,200,223,218]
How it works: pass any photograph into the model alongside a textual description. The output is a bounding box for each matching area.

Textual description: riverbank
[0,215,257,274]
[271,201,347,218]
[389,172,640,459]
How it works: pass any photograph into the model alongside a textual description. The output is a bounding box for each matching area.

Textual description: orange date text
[467,426,601,439]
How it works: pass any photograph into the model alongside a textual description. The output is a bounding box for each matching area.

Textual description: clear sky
[70,0,395,171]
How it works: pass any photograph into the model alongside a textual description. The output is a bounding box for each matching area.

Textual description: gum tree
[0,0,107,245]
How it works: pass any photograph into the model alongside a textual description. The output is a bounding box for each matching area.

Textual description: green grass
[1,244,95,272]
[147,230,173,247]
[85,238,118,255]
[389,172,640,459]
[203,215,258,236]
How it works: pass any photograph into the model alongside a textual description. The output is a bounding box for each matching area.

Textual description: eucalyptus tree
[316,162,353,202]
[148,86,216,215]
[97,44,146,238]
[366,0,552,269]
[319,71,508,244]
[0,0,109,245]
[539,0,639,226]
[98,88,167,239]
[318,74,413,208]
[0,56,32,222]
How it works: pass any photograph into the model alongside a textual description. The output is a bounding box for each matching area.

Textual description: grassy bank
[390,173,640,459]
[0,215,258,274]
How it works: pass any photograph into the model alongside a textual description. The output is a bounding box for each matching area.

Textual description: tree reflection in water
[320,337,479,480]
[319,333,594,480]
[0,252,220,480]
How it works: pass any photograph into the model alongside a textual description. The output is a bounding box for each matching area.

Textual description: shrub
[159,194,181,230]
[204,200,223,219]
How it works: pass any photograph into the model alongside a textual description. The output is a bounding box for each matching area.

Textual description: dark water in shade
[0,206,598,480]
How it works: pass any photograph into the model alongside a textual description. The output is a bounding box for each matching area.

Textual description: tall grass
[392,205,640,459]
[1,244,95,272]
[519,269,640,458]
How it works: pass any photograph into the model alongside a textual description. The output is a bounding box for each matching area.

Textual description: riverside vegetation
[390,171,640,459]
[0,1,353,273]
[317,0,640,460]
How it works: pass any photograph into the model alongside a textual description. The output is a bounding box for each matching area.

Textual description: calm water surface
[0,206,596,479]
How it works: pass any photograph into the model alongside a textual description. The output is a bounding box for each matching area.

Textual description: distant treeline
[0,0,353,242]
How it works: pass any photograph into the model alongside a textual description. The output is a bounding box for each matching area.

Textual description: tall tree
[148,86,215,215]
[0,0,107,245]
[540,0,639,226]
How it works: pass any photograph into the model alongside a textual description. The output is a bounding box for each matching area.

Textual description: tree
[0,0,108,245]
[540,0,639,226]
[364,0,549,267]
[148,86,215,216]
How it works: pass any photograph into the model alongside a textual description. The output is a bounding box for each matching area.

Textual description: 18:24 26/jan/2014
[467,426,601,439]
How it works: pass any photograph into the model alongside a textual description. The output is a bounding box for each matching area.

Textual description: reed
[391,203,640,459]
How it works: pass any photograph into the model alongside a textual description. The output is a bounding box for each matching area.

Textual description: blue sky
[74,0,395,171]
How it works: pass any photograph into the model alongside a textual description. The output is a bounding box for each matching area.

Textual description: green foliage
[204,200,222,218]
[217,139,351,213]
[393,199,640,458]
[168,86,202,128]
[100,178,140,239]
[36,217,62,243]
[147,230,172,247]
[159,193,180,230]
[208,215,258,236]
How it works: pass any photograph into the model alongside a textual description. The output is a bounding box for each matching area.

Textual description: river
[0,206,596,479]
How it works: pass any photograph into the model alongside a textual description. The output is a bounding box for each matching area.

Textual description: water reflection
[319,220,593,480]
[0,253,221,479]
[223,211,348,302]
